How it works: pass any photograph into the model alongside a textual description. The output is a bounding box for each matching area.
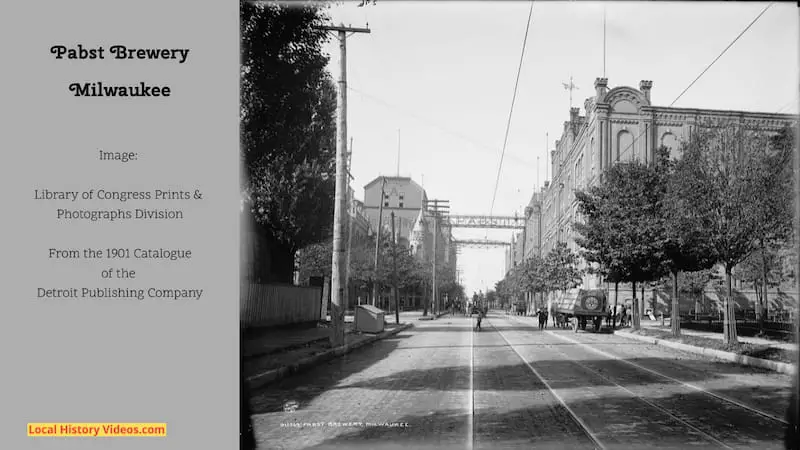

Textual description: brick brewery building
[512,77,798,311]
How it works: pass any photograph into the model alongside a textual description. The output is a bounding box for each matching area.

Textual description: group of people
[604,305,632,327]
[536,308,549,329]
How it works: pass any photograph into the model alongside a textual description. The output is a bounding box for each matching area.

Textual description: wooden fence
[680,314,796,339]
[240,283,322,328]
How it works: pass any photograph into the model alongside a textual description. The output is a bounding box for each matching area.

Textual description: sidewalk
[242,324,353,359]
[244,310,430,359]
[640,319,797,351]
[324,309,449,323]
[244,321,413,389]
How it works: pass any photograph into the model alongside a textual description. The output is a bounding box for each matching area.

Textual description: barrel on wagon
[551,288,608,332]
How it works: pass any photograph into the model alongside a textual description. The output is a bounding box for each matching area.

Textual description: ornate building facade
[525,77,797,302]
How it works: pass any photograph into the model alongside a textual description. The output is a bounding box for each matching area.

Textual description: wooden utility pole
[373,177,387,307]
[391,212,400,324]
[425,199,449,317]
[345,139,355,305]
[314,23,370,348]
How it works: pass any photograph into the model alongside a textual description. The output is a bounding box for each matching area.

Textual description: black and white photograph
[239,1,800,449]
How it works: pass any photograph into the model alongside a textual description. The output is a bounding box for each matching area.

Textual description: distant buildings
[363,176,426,248]
[347,186,371,244]
[362,176,457,310]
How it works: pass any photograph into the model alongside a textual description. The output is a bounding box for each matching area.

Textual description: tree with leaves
[543,242,584,293]
[519,256,548,312]
[670,120,795,344]
[655,145,719,336]
[574,159,669,331]
[573,193,629,329]
[750,125,795,331]
[735,246,785,330]
[241,1,337,283]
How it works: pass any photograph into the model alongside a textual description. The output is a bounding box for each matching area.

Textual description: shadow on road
[299,384,792,450]
[413,325,565,333]
[301,407,593,450]
[248,333,410,415]
[329,357,790,395]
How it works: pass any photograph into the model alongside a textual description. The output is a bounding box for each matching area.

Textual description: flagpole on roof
[603,6,607,78]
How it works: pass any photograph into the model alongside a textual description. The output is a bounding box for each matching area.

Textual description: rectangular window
[399,202,404,208]
[384,202,389,207]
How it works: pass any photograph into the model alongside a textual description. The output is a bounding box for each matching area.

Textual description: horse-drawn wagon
[551,289,608,332]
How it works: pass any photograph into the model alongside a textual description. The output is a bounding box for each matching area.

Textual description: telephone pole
[424,199,449,317]
[345,139,355,305]
[313,23,370,348]
[391,212,400,325]
[373,177,387,306]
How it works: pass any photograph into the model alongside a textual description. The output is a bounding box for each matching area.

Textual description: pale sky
[321,1,799,297]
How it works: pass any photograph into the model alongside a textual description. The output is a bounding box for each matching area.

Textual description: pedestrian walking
[476,309,484,331]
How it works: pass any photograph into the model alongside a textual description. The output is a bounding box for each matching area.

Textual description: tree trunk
[723,266,738,344]
[760,245,768,333]
[653,288,658,317]
[612,282,619,328]
[671,270,681,337]
[694,291,700,321]
[641,284,645,316]
[753,281,762,326]
[422,281,429,316]
[638,282,645,327]
[632,281,640,330]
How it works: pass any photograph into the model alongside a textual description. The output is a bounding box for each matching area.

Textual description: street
[249,312,793,449]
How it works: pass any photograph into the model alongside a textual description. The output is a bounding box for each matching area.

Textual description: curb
[615,330,797,375]
[246,322,414,390]
[418,311,450,321]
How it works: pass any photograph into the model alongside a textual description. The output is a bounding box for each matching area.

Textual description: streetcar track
[468,315,474,450]
[536,338,732,448]
[503,313,788,425]
[547,329,789,425]
[486,317,607,450]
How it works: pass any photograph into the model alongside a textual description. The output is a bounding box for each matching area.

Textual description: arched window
[661,132,677,158]
[617,130,633,162]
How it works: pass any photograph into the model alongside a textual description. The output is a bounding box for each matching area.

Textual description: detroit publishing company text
[38,287,203,301]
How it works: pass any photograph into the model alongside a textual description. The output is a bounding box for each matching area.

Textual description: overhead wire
[489,0,535,217]
[617,2,775,158]
[347,85,537,168]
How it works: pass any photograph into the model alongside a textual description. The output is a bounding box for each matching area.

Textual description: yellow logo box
[28,423,166,437]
